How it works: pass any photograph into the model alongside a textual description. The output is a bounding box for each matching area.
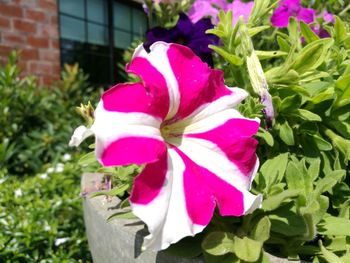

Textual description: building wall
[0,0,60,86]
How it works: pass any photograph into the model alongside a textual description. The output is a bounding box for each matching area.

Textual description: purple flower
[271,0,316,28]
[227,0,254,25]
[188,0,220,24]
[311,11,335,38]
[188,0,254,25]
[144,13,219,67]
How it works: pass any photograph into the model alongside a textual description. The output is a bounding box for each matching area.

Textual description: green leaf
[166,235,203,258]
[278,120,295,146]
[319,240,345,263]
[209,45,243,66]
[312,134,333,151]
[277,35,290,52]
[259,153,289,189]
[313,195,329,225]
[324,129,350,161]
[107,211,136,222]
[262,190,300,212]
[233,236,263,262]
[325,237,347,252]
[78,151,97,166]
[90,184,129,198]
[317,216,350,236]
[248,26,270,37]
[202,232,235,256]
[292,39,333,74]
[255,50,287,60]
[257,127,274,146]
[269,205,307,236]
[251,216,271,242]
[287,17,299,45]
[285,159,312,194]
[300,21,320,43]
[314,170,345,196]
[334,16,348,44]
[292,109,322,122]
[307,158,321,181]
[279,95,302,112]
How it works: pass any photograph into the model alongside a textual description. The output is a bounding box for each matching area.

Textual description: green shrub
[0,52,101,175]
[0,156,91,262]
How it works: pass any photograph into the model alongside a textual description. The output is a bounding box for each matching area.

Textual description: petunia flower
[227,0,254,25]
[144,13,219,67]
[188,0,253,25]
[71,41,262,251]
[271,0,316,28]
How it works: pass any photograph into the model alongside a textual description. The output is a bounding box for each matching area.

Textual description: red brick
[51,63,60,75]
[39,49,59,61]
[38,0,57,13]
[20,48,39,60]
[50,15,58,24]
[0,4,23,17]
[13,19,36,33]
[42,75,59,86]
[2,32,25,45]
[0,16,10,29]
[17,60,28,71]
[25,9,47,23]
[0,44,12,57]
[38,24,59,38]
[28,61,52,75]
[50,39,59,49]
[28,36,49,48]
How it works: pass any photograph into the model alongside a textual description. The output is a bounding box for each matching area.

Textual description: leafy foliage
[0,53,102,175]
[194,1,350,262]
[0,157,91,262]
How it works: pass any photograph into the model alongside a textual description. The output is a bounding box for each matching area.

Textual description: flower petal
[130,149,207,251]
[130,147,261,251]
[185,118,260,176]
[102,82,168,120]
[69,125,93,147]
[188,0,219,24]
[91,101,166,166]
[271,6,291,28]
[167,47,233,119]
[297,8,316,24]
[128,42,180,120]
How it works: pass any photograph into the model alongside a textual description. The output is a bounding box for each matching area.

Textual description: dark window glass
[59,0,85,18]
[60,15,85,42]
[58,0,147,87]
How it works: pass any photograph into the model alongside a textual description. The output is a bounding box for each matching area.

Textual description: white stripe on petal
[244,191,263,214]
[168,136,252,191]
[133,42,180,120]
[91,102,163,159]
[131,148,204,251]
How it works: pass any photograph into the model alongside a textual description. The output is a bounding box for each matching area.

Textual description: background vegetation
[0,52,102,262]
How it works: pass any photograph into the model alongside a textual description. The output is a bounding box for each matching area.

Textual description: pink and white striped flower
[76,41,262,251]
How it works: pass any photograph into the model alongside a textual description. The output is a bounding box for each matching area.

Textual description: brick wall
[0,0,60,86]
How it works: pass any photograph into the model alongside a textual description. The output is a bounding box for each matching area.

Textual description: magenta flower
[72,42,261,250]
[227,0,254,25]
[188,0,253,25]
[271,0,316,28]
[188,0,220,24]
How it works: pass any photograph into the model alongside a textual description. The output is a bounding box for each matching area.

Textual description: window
[58,0,147,86]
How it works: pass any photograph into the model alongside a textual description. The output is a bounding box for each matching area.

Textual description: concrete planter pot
[82,173,301,263]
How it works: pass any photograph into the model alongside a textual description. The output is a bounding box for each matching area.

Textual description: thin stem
[339,4,350,17]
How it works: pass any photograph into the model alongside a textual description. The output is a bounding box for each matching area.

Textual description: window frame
[57,0,148,86]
